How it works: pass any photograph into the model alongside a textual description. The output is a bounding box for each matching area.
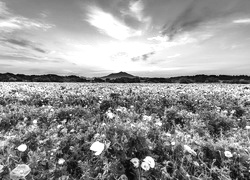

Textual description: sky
[0,0,250,77]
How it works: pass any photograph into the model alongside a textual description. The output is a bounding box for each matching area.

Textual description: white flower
[90,141,105,155]
[141,161,150,171]
[10,164,31,180]
[165,133,171,137]
[119,174,128,180]
[17,144,27,152]
[143,115,152,121]
[58,158,65,165]
[57,125,63,129]
[184,145,197,156]
[143,156,155,168]
[245,126,250,130]
[33,119,37,124]
[224,151,233,158]
[106,111,115,119]
[93,133,100,139]
[0,164,4,173]
[155,121,162,127]
[193,161,199,167]
[130,158,139,168]
[171,142,175,146]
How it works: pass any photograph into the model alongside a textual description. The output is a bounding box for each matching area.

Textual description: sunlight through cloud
[86,6,142,40]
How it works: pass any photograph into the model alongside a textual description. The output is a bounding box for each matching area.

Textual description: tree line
[0,73,250,84]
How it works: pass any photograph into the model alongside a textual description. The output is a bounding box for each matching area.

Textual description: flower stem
[137,168,141,180]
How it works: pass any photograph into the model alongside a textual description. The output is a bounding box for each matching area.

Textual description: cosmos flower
[90,141,105,155]
[141,161,150,171]
[119,174,128,180]
[58,158,65,165]
[130,158,139,168]
[10,164,31,180]
[224,151,233,158]
[142,115,152,121]
[155,121,162,127]
[17,144,27,152]
[184,145,197,156]
[106,110,115,119]
[143,156,155,168]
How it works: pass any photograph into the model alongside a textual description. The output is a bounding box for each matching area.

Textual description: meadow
[0,82,250,180]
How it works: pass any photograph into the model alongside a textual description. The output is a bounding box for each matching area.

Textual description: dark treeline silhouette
[0,73,88,82]
[0,73,250,84]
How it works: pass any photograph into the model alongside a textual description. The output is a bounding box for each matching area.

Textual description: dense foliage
[0,83,250,180]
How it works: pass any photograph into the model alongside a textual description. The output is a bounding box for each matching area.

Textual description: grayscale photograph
[0,0,250,179]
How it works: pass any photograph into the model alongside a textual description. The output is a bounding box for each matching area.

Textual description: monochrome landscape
[1,0,250,179]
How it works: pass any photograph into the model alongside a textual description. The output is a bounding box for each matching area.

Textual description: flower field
[0,82,250,180]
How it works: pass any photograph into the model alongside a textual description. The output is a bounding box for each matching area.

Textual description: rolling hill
[101,71,135,79]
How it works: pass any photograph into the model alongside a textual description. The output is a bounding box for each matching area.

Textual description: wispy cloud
[3,38,47,53]
[0,1,53,33]
[131,51,155,61]
[86,6,142,40]
[167,54,181,58]
[161,0,250,40]
[233,18,250,24]
[147,36,169,42]
[0,0,57,65]
[129,0,144,21]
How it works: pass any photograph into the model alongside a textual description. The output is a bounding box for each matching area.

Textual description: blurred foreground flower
[130,158,139,168]
[184,145,197,156]
[143,156,155,168]
[0,164,4,173]
[10,164,31,180]
[224,151,233,158]
[17,144,27,152]
[90,141,105,155]
[141,161,150,171]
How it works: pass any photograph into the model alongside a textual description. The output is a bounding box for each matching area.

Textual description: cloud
[167,54,181,58]
[0,1,53,33]
[161,0,250,40]
[0,16,53,33]
[3,38,47,53]
[129,0,144,21]
[0,54,45,62]
[0,63,12,67]
[0,0,57,65]
[0,53,63,63]
[233,18,250,24]
[86,6,142,40]
[131,51,155,61]
[0,1,8,15]
[148,36,169,42]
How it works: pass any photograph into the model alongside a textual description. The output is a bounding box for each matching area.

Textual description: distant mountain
[101,71,135,79]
